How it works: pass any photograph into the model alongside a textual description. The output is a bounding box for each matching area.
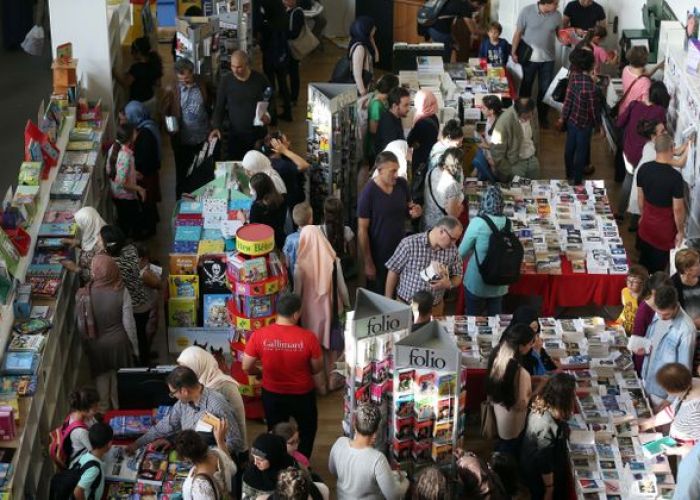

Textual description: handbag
[427,168,448,216]
[288,8,319,61]
[480,398,498,440]
[551,76,569,103]
[515,40,533,64]
[329,261,345,352]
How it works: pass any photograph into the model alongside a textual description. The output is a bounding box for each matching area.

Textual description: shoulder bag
[288,8,319,61]
[428,168,448,216]
[480,398,498,439]
[610,73,649,121]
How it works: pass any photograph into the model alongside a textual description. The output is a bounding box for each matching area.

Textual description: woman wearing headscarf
[242,433,296,500]
[407,90,440,181]
[177,346,248,457]
[61,207,107,285]
[509,306,557,382]
[242,150,288,197]
[348,16,378,96]
[458,185,509,315]
[122,100,162,239]
[372,140,409,180]
[76,255,138,410]
[294,225,349,392]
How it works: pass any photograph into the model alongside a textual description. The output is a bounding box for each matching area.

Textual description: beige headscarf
[241,150,287,194]
[74,207,106,252]
[177,345,239,388]
[296,225,336,296]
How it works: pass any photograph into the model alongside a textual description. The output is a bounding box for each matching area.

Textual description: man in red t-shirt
[243,293,323,458]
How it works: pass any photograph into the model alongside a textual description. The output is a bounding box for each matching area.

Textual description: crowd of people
[42,0,700,498]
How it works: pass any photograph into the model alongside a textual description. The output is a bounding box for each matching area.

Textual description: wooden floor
[139,37,633,492]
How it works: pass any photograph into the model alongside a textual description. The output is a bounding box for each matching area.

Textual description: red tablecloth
[456,257,626,316]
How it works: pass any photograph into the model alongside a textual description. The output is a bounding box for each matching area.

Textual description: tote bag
[480,398,498,439]
[288,9,319,61]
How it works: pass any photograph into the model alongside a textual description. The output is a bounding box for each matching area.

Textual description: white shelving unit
[48,0,133,130]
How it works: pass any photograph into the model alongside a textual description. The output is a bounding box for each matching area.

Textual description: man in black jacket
[375,86,410,156]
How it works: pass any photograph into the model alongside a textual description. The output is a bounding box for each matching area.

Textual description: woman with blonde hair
[177,345,247,454]
[293,225,349,391]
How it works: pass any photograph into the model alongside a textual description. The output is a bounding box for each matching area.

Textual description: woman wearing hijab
[407,90,440,181]
[177,346,248,456]
[294,225,349,391]
[348,16,378,96]
[122,100,162,239]
[372,140,409,180]
[76,255,138,410]
[458,185,509,315]
[508,306,557,379]
[242,150,288,197]
[243,433,296,500]
[61,207,107,285]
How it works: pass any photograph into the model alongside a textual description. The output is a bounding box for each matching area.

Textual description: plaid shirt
[562,70,600,129]
[385,231,461,304]
[134,387,244,453]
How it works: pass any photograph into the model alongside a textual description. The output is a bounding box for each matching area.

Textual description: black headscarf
[244,434,295,492]
[507,305,539,334]
[349,16,376,59]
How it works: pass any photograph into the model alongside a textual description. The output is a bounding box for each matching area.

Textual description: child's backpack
[417,0,451,28]
[49,458,102,500]
[48,417,88,469]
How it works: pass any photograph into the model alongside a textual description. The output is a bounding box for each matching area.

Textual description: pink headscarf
[413,89,438,125]
[296,225,336,296]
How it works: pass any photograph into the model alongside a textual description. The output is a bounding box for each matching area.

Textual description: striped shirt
[671,397,700,443]
[134,387,244,453]
[115,244,149,312]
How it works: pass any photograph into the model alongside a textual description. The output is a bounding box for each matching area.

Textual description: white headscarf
[242,150,288,194]
[373,140,409,179]
[177,345,239,388]
[74,207,106,252]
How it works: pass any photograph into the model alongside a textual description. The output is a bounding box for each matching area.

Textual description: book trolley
[392,321,465,477]
[343,289,412,453]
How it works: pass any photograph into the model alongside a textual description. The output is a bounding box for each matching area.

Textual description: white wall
[324,0,354,38]
[666,0,696,20]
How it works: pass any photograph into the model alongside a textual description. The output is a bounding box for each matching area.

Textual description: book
[2,352,39,375]
[169,254,198,275]
[199,255,229,294]
[168,298,197,327]
[168,275,199,298]
[203,294,230,327]
[226,254,268,283]
[103,445,144,482]
[198,239,224,256]
[8,334,45,352]
[0,375,37,396]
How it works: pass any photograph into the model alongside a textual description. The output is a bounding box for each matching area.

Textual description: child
[478,22,511,67]
[618,264,649,335]
[589,25,617,75]
[282,202,313,285]
[72,422,113,500]
[272,421,310,469]
[411,290,433,331]
[318,197,356,279]
[64,388,100,467]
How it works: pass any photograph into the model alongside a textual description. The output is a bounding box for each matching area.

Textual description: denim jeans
[427,27,453,62]
[564,122,593,185]
[519,60,555,122]
[472,149,496,182]
[465,288,503,315]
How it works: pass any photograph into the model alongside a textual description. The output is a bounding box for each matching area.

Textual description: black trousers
[112,198,142,240]
[264,62,292,116]
[227,131,260,161]
[288,58,300,103]
[637,237,670,274]
[133,310,151,366]
[172,137,205,199]
[261,388,317,459]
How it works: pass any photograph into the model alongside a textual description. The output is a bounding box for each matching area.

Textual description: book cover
[168,298,197,327]
[8,334,45,352]
[199,255,228,294]
[198,239,224,256]
[169,254,198,275]
[203,294,230,327]
[168,275,199,298]
[2,352,38,375]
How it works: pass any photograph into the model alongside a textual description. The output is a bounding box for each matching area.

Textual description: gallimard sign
[395,346,459,372]
[354,312,411,339]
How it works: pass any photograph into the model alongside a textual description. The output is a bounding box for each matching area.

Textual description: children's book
[168,298,197,327]
[203,294,230,327]
[168,275,199,298]
[169,254,198,275]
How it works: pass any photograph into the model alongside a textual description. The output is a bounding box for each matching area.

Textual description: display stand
[343,288,412,453]
[175,15,221,81]
[227,224,287,419]
[216,0,253,72]
[306,83,359,225]
[391,321,464,477]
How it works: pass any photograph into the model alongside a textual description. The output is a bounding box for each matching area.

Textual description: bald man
[210,50,272,160]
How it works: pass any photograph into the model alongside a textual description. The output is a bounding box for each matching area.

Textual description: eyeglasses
[441,227,459,243]
[168,388,180,398]
[626,278,643,285]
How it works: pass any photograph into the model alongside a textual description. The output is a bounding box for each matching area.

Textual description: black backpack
[417,0,451,27]
[475,215,524,286]
[49,459,102,500]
